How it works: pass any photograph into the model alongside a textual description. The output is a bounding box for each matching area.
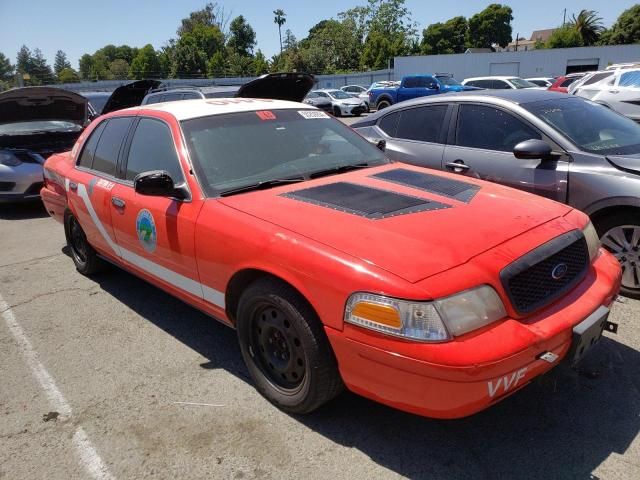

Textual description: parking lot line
[0,293,115,480]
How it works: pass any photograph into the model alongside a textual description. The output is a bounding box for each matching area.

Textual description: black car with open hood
[236,73,314,103]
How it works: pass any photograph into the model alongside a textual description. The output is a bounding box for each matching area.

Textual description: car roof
[463,76,519,81]
[125,98,309,121]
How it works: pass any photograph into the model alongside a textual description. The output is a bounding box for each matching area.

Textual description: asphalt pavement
[1,198,639,480]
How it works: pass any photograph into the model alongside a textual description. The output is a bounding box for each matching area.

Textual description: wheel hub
[601,225,640,289]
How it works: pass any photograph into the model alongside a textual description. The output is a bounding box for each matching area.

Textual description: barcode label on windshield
[299,110,330,119]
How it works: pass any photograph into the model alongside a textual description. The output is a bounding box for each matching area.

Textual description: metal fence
[54,69,395,93]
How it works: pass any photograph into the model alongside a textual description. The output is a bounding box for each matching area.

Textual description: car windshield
[181,109,387,195]
[524,97,640,155]
[327,90,352,100]
[509,78,539,89]
[0,120,82,135]
[436,76,461,86]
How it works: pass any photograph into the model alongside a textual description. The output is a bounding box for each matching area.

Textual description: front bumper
[340,104,366,116]
[0,163,44,203]
[326,250,621,419]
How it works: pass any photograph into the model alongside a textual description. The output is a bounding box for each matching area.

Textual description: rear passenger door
[376,104,450,170]
[109,117,204,302]
[442,103,568,201]
[68,117,134,259]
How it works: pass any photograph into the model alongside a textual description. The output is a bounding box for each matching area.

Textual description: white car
[525,77,555,88]
[462,76,544,90]
[340,85,370,111]
[571,68,640,123]
[312,89,367,117]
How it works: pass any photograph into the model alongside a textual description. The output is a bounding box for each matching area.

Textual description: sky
[0,0,636,69]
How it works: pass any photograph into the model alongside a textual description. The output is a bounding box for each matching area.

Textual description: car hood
[607,153,640,174]
[236,73,314,103]
[101,80,163,115]
[218,164,571,283]
[446,85,481,92]
[0,87,88,126]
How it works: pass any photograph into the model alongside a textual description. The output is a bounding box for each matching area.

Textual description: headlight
[582,220,600,262]
[345,286,507,342]
[0,152,22,167]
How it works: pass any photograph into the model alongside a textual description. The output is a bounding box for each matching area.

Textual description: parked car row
[0,71,632,422]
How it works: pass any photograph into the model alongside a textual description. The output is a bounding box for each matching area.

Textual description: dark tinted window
[182,92,201,100]
[403,77,419,88]
[395,106,447,142]
[560,77,577,87]
[583,72,613,86]
[414,77,436,88]
[456,104,540,152]
[125,118,183,181]
[144,95,162,104]
[163,93,184,102]
[77,121,106,168]
[379,112,401,137]
[92,117,133,176]
[492,80,511,89]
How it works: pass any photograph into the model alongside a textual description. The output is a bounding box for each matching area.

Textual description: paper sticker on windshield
[299,110,330,119]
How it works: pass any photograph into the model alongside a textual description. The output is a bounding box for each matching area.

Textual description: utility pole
[515,33,519,52]
[562,8,566,27]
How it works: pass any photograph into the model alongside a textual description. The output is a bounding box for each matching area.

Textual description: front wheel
[64,210,104,275]
[595,211,640,299]
[333,106,341,117]
[236,278,343,414]
[376,99,391,110]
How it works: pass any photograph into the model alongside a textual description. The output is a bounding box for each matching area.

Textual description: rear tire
[64,210,103,275]
[236,278,343,414]
[333,106,341,117]
[594,211,640,299]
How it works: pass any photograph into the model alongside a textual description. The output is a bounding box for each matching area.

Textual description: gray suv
[352,89,640,298]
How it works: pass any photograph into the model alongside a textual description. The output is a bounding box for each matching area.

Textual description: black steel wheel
[64,210,103,275]
[333,106,341,117]
[236,278,343,414]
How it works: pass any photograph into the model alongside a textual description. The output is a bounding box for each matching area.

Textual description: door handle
[445,161,470,172]
[111,197,126,208]
[68,181,78,191]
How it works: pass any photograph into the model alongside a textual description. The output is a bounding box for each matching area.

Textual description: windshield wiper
[308,163,371,179]
[219,176,305,197]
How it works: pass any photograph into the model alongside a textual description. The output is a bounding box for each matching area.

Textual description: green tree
[78,54,94,80]
[54,50,71,77]
[58,68,80,83]
[467,4,513,49]
[129,44,161,79]
[569,9,604,45]
[98,44,118,63]
[109,59,130,79]
[207,51,226,77]
[172,24,224,77]
[421,16,468,54]
[89,51,111,80]
[115,45,136,64]
[17,47,54,85]
[178,2,227,35]
[252,50,269,75]
[545,26,584,48]
[226,51,254,76]
[299,19,361,73]
[0,52,14,81]
[274,9,287,53]
[603,4,640,45]
[227,15,256,57]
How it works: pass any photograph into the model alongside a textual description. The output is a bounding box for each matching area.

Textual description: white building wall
[394,45,640,81]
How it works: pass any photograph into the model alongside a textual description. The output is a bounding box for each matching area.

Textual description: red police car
[41,77,621,418]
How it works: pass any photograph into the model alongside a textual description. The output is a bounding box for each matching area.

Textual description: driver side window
[456,105,541,153]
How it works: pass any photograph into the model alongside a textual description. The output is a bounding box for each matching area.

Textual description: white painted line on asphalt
[0,294,115,480]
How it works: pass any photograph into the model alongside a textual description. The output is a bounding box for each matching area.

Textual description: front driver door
[109,116,204,303]
[442,103,569,202]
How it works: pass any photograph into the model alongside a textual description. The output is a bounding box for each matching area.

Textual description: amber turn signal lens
[351,302,402,328]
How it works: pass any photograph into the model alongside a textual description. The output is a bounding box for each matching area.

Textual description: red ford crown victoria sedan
[41,90,621,419]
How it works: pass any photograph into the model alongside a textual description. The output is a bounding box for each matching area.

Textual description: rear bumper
[40,185,67,223]
[326,250,621,419]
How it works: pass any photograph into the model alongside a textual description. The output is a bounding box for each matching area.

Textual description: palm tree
[569,9,604,45]
[273,9,287,53]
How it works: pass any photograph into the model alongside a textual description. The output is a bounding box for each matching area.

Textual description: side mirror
[366,138,386,152]
[428,83,439,90]
[134,170,188,199]
[513,139,553,160]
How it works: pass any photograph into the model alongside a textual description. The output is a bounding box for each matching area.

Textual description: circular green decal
[136,209,157,253]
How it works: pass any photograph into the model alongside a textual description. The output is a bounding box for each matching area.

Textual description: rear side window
[560,77,577,87]
[395,105,447,143]
[492,80,511,89]
[456,105,541,152]
[182,92,201,100]
[378,112,401,137]
[92,117,134,176]
[403,77,419,88]
[144,95,162,105]
[125,118,183,182]
[77,121,106,168]
[583,72,613,86]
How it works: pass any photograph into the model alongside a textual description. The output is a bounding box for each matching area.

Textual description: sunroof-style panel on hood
[0,87,88,126]
[282,182,450,219]
[371,168,480,203]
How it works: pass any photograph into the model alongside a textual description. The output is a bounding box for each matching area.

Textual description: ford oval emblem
[551,263,569,280]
